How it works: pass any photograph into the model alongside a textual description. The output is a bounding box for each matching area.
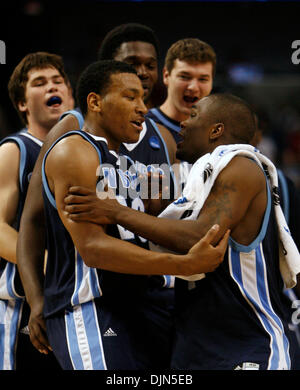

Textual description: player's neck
[26,120,51,141]
[82,121,120,153]
[160,100,188,123]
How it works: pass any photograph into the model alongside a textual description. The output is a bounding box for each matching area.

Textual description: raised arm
[65,156,266,253]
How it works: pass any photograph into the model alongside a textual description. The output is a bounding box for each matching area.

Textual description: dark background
[0,0,299,188]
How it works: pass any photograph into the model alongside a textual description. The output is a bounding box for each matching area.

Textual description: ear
[18,100,27,113]
[210,123,224,140]
[87,92,101,113]
[162,67,170,87]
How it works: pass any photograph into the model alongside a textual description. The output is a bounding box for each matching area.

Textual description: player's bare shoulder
[219,155,266,194]
[45,133,100,186]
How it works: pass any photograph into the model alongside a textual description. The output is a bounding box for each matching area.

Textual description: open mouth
[131,120,144,131]
[46,96,62,107]
[183,96,198,104]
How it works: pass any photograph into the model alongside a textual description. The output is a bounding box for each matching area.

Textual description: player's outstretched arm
[47,136,228,277]
[64,156,266,254]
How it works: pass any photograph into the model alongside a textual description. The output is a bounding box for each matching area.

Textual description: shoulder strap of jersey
[42,130,103,209]
[148,108,181,133]
[147,117,176,189]
[60,109,84,130]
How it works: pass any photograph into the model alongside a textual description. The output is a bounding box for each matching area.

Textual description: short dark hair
[76,60,137,116]
[8,51,69,125]
[97,23,159,60]
[206,93,256,143]
[165,38,216,77]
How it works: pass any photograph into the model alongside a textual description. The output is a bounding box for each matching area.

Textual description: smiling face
[114,41,158,104]
[176,97,217,163]
[162,59,213,122]
[94,72,147,149]
[18,66,72,130]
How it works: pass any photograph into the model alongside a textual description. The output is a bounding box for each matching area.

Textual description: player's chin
[125,131,141,144]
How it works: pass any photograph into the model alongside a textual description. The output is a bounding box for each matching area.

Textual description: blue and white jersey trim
[162,275,175,288]
[0,298,23,369]
[60,109,84,130]
[0,136,29,300]
[229,244,291,370]
[71,250,102,307]
[42,130,102,209]
[0,262,24,300]
[65,301,107,370]
[42,130,104,308]
[149,108,181,133]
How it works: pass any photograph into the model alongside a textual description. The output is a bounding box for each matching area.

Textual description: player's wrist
[115,203,130,225]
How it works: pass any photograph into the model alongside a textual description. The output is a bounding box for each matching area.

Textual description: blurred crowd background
[0,0,299,191]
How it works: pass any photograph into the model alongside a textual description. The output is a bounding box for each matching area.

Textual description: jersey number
[116,195,147,243]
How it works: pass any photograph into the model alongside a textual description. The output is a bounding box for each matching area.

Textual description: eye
[53,77,64,84]
[198,78,210,83]
[147,63,156,70]
[33,81,44,87]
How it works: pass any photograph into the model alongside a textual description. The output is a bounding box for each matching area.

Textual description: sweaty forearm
[80,226,195,276]
[113,205,201,254]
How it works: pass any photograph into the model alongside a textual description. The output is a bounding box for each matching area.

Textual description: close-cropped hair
[164,38,216,76]
[8,51,69,125]
[97,23,159,60]
[76,60,137,116]
[207,93,256,143]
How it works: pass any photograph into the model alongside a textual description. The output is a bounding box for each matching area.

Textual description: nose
[136,64,149,80]
[47,81,59,93]
[187,78,200,93]
[137,97,148,115]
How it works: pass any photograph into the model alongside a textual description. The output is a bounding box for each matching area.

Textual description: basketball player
[16,24,177,367]
[64,93,300,370]
[18,60,228,369]
[146,38,216,192]
[146,38,216,143]
[0,52,72,370]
